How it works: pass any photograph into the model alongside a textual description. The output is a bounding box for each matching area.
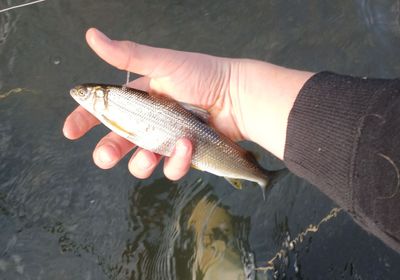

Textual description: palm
[142,54,241,140]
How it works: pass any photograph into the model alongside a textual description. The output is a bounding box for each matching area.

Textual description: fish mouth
[69,88,78,97]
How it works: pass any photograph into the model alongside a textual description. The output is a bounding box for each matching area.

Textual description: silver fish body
[70,84,272,188]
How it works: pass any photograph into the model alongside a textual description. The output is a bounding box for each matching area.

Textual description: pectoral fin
[179,102,210,123]
[101,114,135,138]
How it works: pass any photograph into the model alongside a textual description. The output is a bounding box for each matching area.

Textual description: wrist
[230,59,314,159]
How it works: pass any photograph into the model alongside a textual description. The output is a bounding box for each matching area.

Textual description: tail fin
[259,168,290,200]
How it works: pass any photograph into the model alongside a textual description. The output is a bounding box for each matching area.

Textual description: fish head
[70,84,109,114]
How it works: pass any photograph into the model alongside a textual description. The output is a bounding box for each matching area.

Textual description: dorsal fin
[179,102,210,123]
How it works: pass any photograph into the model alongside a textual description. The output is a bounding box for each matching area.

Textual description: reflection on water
[1,0,400,279]
[0,88,34,99]
[123,178,208,280]
[189,196,250,280]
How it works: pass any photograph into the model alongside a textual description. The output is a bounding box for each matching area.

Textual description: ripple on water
[121,176,257,280]
[134,180,200,279]
[358,0,400,40]
[119,178,210,279]
[0,9,16,90]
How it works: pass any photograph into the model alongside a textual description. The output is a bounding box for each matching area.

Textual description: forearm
[233,60,400,251]
[284,72,400,252]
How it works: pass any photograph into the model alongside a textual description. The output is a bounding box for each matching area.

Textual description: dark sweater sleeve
[284,72,400,252]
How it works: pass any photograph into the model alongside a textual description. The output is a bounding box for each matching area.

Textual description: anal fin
[224,177,244,190]
[101,114,135,138]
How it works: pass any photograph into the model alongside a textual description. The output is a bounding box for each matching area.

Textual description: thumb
[85,28,186,78]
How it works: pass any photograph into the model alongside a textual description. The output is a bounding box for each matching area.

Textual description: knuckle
[119,41,137,71]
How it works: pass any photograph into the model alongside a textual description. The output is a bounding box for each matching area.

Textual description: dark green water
[1,0,400,279]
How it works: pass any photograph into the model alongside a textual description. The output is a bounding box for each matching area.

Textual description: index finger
[63,106,100,140]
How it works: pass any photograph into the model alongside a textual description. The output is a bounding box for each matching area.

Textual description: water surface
[1,0,400,279]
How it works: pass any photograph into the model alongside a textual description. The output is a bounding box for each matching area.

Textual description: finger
[93,132,136,169]
[128,148,162,179]
[63,106,100,139]
[163,138,193,181]
[86,28,187,78]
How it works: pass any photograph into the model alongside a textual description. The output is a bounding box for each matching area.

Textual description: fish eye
[75,88,91,100]
[78,89,86,96]
[70,86,92,100]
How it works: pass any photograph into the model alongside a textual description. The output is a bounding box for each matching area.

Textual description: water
[1,0,400,279]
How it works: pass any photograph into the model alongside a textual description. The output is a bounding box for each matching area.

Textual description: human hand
[64,28,240,180]
[63,28,313,181]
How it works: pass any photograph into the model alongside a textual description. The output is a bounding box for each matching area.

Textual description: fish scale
[69,84,285,190]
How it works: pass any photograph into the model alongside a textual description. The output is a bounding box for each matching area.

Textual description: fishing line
[255,207,343,274]
[0,0,47,14]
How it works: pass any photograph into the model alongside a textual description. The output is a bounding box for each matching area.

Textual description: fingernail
[97,144,116,163]
[136,151,152,170]
[94,29,111,44]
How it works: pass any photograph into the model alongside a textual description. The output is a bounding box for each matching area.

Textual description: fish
[69,84,287,191]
